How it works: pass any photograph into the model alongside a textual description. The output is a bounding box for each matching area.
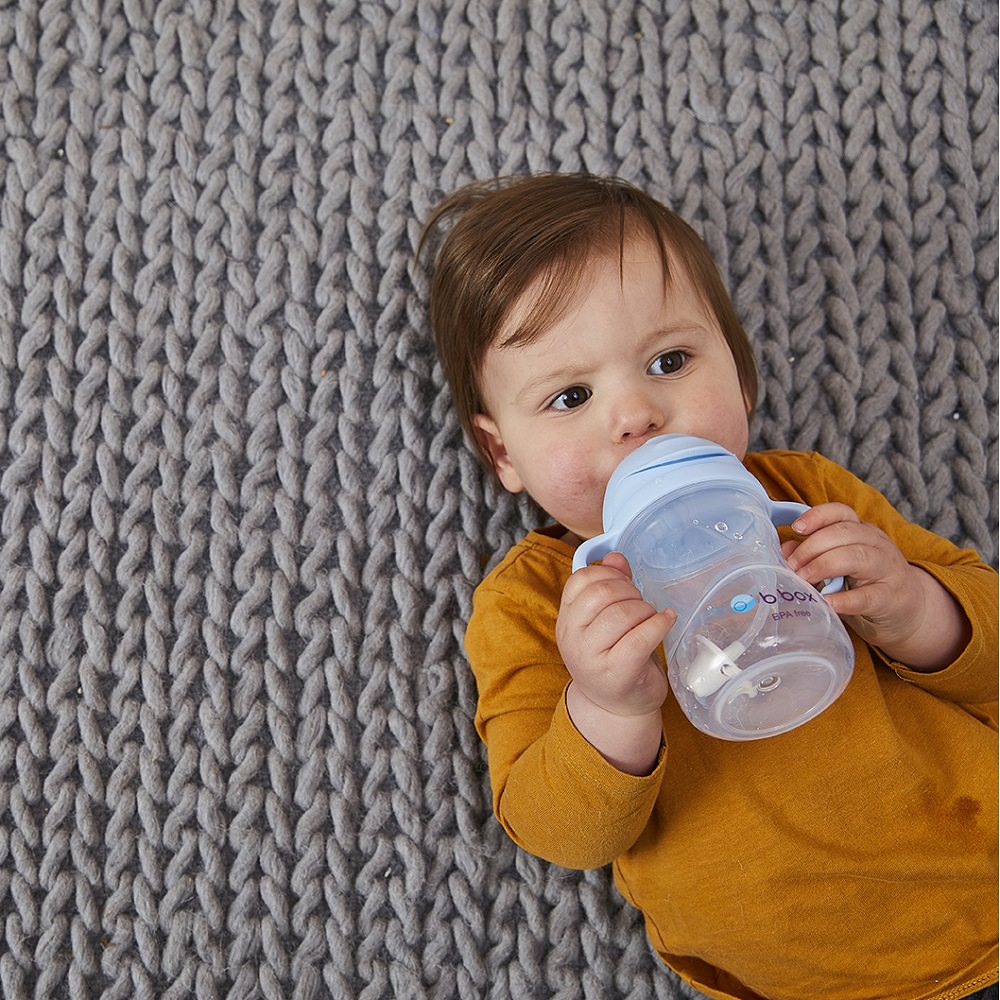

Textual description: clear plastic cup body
[617,483,855,740]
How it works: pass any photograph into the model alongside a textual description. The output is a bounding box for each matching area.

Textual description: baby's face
[473,238,751,541]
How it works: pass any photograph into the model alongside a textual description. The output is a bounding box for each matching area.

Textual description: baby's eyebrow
[513,365,592,403]
[648,322,712,341]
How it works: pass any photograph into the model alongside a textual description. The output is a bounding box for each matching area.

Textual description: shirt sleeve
[878,559,998,709]
[749,450,999,708]
[465,538,667,869]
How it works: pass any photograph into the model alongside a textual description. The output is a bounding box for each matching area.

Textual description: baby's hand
[557,552,674,718]
[783,503,970,670]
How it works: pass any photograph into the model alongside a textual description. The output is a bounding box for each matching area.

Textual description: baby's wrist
[859,566,966,672]
[565,682,663,776]
[886,567,970,672]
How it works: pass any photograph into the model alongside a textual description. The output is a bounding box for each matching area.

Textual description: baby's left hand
[782,503,970,670]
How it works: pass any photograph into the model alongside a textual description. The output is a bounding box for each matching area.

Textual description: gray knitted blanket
[1,2,996,998]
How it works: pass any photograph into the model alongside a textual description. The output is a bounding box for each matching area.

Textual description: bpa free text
[759,586,816,622]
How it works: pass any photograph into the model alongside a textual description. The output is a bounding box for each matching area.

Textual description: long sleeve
[466,530,666,869]
[747,450,999,708]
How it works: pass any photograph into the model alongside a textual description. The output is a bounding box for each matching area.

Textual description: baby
[420,173,998,1000]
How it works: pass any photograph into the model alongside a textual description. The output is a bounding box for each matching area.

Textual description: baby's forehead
[496,233,682,349]
[552,230,679,291]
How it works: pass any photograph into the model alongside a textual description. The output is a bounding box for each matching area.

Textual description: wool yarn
[0,2,995,997]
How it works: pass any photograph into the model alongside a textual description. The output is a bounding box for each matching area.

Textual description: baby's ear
[471,414,525,494]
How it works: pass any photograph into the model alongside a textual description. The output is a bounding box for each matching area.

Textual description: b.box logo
[758,587,817,605]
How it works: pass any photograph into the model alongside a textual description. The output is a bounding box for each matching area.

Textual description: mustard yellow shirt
[466,450,999,1000]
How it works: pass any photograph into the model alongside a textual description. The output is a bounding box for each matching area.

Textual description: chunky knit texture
[0,2,996,998]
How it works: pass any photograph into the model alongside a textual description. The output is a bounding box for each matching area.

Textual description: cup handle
[769,500,845,595]
[572,533,618,573]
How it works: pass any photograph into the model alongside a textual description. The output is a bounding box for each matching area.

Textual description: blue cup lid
[600,434,770,532]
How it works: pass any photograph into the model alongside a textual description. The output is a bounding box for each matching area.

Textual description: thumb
[600,550,633,577]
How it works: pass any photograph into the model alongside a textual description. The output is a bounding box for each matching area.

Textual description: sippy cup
[572,435,854,741]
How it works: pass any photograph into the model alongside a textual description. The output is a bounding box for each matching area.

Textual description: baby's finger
[784,520,873,577]
[821,581,889,622]
[612,607,677,663]
[563,556,634,598]
[569,596,669,658]
[780,538,801,561]
[599,551,633,577]
[562,577,651,631]
[788,542,867,589]
[790,502,861,536]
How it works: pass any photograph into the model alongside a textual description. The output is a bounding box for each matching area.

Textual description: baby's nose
[612,392,664,444]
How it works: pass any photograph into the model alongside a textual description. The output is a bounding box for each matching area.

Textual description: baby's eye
[648,351,688,375]
[550,386,592,410]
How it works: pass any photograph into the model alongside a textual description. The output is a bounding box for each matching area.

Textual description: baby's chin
[537,498,605,546]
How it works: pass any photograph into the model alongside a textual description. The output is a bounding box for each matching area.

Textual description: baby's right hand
[556,552,675,719]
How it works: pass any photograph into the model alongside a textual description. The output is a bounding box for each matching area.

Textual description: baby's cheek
[536,446,608,532]
[542,445,603,496]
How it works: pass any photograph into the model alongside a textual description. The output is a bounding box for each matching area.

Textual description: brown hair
[417,173,758,471]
